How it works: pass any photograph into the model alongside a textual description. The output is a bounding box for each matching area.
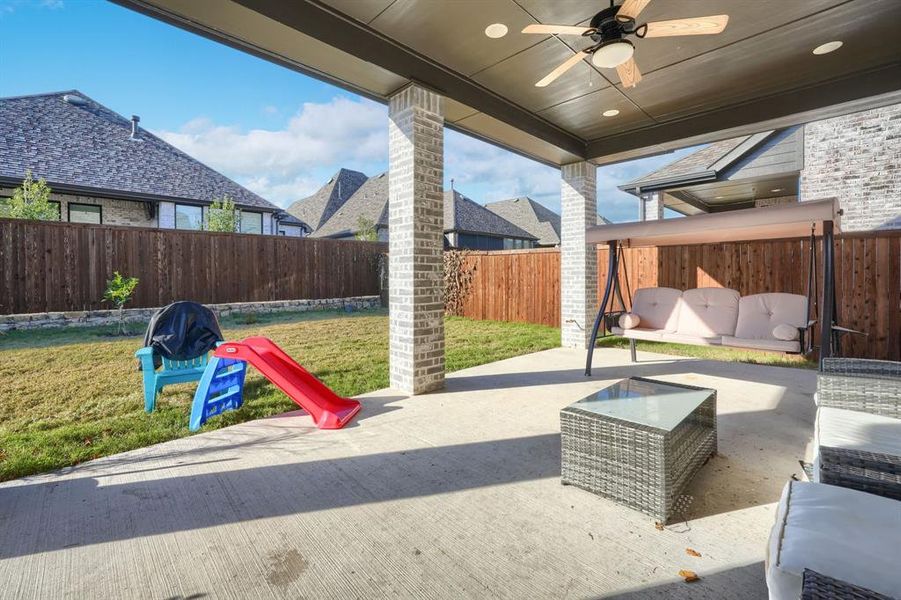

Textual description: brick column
[388,84,445,394]
[640,191,664,221]
[560,161,598,349]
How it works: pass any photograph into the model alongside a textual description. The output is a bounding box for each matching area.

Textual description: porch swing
[584,199,846,375]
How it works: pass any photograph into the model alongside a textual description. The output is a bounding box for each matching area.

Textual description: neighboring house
[299,171,537,249]
[286,168,369,231]
[0,90,308,236]
[620,102,901,231]
[485,196,611,247]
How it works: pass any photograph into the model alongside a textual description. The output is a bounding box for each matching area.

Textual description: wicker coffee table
[560,377,716,523]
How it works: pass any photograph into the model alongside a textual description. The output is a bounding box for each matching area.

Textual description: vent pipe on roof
[130,115,140,140]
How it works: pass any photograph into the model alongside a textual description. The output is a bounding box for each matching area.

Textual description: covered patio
[0,347,816,598]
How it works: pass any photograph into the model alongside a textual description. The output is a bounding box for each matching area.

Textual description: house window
[240,211,262,235]
[68,203,102,224]
[175,204,203,230]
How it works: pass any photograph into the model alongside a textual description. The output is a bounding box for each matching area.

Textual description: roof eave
[618,170,718,195]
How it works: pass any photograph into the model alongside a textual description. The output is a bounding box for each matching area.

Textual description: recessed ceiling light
[484,23,508,39]
[813,41,842,55]
[602,109,620,117]
[771,188,783,192]
[715,196,724,199]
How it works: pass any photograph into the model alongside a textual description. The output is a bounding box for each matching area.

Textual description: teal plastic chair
[135,347,214,412]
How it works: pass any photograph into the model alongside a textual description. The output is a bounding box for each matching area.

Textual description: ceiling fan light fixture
[484,23,508,39]
[812,41,842,55]
[591,40,634,69]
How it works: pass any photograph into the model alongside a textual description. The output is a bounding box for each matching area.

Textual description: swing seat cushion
[725,293,808,353]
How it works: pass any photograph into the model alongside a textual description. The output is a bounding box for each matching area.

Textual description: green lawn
[0,310,559,481]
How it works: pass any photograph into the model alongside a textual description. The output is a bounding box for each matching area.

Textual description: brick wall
[800,103,901,231]
[1,188,156,227]
[560,161,598,349]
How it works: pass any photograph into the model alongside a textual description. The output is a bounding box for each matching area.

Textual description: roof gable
[0,90,279,210]
[444,190,536,240]
[485,197,561,245]
[286,167,368,229]
[310,172,387,238]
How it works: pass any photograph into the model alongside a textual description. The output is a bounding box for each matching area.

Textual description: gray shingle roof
[310,172,388,238]
[0,90,279,211]
[485,197,561,246]
[619,136,750,192]
[309,172,536,240]
[444,190,536,240]
[286,168,368,230]
[486,197,611,245]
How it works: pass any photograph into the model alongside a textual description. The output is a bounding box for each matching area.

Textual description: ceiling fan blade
[643,15,729,37]
[522,24,593,36]
[616,57,642,88]
[617,0,651,21]
[535,51,588,87]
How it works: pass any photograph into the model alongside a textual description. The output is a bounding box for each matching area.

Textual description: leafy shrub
[208,196,239,232]
[102,272,139,335]
[7,170,59,221]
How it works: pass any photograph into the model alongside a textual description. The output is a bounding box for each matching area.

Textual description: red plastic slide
[213,336,361,429]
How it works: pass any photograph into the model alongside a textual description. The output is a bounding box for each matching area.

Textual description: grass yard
[0,310,559,482]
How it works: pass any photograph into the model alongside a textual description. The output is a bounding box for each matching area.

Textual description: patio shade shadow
[601,562,765,599]
[0,432,561,560]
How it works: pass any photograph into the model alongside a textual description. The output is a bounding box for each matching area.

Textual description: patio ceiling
[115,0,901,166]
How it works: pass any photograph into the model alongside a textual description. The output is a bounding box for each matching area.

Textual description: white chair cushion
[611,326,665,342]
[766,481,901,599]
[619,313,641,329]
[735,293,807,340]
[772,323,800,341]
[814,407,901,481]
[675,287,740,337]
[720,335,800,353]
[630,287,682,332]
[658,332,722,346]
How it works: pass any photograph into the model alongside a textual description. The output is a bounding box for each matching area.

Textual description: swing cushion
[772,323,800,341]
[629,287,682,331]
[675,288,740,337]
[619,313,641,329]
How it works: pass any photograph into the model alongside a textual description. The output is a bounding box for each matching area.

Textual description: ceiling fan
[523,0,729,89]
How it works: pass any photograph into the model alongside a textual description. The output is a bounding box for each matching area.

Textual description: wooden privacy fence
[460,231,901,361]
[0,218,386,314]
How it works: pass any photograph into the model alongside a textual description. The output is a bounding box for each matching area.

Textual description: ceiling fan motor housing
[587,5,636,44]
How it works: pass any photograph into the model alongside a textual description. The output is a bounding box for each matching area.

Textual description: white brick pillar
[388,84,445,394]
[561,161,598,349]
[640,191,664,221]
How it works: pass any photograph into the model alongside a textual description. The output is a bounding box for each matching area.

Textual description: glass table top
[567,378,712,431]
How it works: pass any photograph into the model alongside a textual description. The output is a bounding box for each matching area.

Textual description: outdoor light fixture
[602,109,620,117]
[813,41,842,55]
[484,23,508,39]
[591,40,634,68]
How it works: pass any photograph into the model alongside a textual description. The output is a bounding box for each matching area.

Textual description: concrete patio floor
[0,347,817,599]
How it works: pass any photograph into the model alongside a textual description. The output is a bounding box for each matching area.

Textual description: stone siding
[1,296,381,332]
[387,84,445,395]
[560,161,598,349]
[800,103,901,231]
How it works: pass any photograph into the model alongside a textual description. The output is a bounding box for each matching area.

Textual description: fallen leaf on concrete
[685,548,702,557]
[679,570,700,583]
[654,522,665,531]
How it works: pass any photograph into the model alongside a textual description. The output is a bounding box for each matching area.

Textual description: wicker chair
[802,570,894,600]
[814,358,901,500]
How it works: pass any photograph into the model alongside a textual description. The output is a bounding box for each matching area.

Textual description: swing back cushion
[675,288,741,338]
[629,287,682,331]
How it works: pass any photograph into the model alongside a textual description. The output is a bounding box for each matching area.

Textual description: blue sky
[0,0,693,221]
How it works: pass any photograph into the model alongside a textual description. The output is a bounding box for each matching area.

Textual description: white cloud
[154,97,388,206]
[157,97,387,175]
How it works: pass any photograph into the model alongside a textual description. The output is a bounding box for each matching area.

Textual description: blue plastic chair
[135,346,214,412]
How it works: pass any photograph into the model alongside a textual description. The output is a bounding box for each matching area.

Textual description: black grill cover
[141,301,223,368]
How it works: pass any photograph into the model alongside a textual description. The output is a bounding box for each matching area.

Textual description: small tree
[207,196,239,232]
[355,216,379,241]
[102,272,139,335]
[8,170,59,221]
[444,250,478,316]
